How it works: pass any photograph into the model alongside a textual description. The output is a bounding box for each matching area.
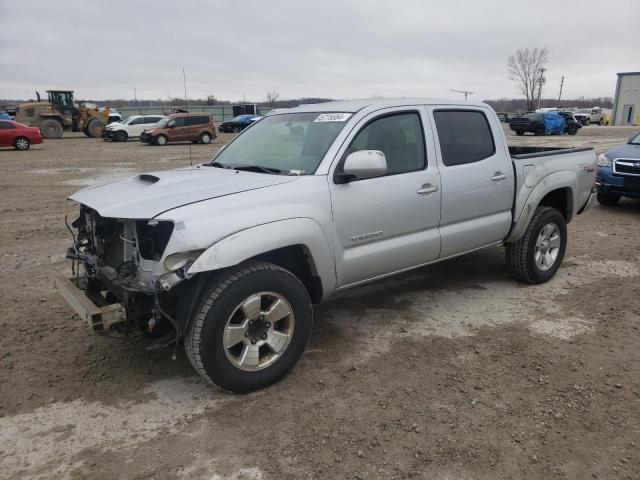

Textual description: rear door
[429,107,514,257]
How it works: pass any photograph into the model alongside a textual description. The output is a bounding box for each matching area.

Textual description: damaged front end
[57,205,194,346]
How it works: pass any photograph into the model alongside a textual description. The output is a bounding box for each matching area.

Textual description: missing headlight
[135,220,174,260]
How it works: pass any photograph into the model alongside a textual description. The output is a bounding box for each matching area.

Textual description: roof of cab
[268,97,491,115]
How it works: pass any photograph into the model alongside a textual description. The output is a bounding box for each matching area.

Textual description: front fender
[187,217,337,296]
[505,170,576,243]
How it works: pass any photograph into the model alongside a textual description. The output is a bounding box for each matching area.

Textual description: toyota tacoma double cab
[56,98,597,393]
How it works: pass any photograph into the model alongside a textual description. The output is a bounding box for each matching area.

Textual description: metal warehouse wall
[612,73,640,125]
[116,105,273,122]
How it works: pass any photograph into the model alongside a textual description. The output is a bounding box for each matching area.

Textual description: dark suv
[141,113,217,145]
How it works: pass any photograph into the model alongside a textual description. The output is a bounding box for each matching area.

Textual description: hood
[106,122,124,129]
[604,143,640,160]
[69,167,298,219]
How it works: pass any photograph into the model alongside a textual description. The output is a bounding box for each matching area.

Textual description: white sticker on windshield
[314,113,352,123]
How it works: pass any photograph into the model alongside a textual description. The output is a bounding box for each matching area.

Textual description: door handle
[491,173,507,182]
[417,184,438,195]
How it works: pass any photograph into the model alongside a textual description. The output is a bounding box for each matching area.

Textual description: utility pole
[558,76,564,102]
[536,67,546,110]
[450,89,473,100]
[134,88,138,113]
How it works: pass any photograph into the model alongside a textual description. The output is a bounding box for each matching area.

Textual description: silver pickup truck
[57,98,597,392]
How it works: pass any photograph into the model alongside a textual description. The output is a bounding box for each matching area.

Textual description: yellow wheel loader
[14,90,110,139]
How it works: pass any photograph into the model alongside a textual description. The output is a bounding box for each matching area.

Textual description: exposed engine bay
[66,205,182,339]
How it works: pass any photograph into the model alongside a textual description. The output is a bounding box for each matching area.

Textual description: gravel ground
[0,125,639,480]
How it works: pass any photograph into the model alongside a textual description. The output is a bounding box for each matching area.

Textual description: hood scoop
[130,174,160,186]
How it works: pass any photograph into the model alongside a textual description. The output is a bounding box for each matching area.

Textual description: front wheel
[516,130,524,136]
[200,132,212,144]
[506,206,567,284]
[184,261,313,393]
[567,124,578,135]
[14,137,31,150]
[154,134,167,146]
[116,130,128,142]
[534,125,545,136]
[597,192,621,206]
[583,118,591,126]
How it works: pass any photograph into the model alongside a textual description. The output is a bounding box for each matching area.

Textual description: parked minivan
[141,113,217,145]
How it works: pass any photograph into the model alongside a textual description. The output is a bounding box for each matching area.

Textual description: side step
[54,274,126,331]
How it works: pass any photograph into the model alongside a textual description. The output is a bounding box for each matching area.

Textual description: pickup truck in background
[56,98,597,392]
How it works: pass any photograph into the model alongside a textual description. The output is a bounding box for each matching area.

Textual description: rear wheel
[583,118,591,126]
[597,192,621,206]
[184,261,313,393]
[85,119,105,138]
[516,130,524,136]
[155,134,167,146]
[506,206,567,284]
[13,137,30,150]
[598,118,604,125]
[39,119,63,139]
[116,130,128,142]
[200,132,212,144]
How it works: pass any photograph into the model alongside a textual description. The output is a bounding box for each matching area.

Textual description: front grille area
[614,159,640,177]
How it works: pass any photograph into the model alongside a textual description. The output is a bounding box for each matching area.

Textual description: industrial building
[612,71,640,125]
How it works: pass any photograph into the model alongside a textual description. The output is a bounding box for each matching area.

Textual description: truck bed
[509,146,593,160]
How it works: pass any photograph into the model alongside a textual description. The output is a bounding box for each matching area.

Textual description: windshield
[120,117,133,125]
[210,112,349,174]
[155,117,170,128]
[576,109,591,114]
[629,132,640,145]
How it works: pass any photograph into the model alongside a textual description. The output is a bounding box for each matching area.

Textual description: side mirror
[338,150,387,183]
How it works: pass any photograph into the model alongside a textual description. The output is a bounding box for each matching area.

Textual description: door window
[0,122,14,129]
[433,110,495,166]
[347,113,426,175]
[169,117,186,128]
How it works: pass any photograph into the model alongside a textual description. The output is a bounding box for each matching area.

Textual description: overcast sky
[1,0,637,102]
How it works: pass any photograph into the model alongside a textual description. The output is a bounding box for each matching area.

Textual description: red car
[0,120,43,150]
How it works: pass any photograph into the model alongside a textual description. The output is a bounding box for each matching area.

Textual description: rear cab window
[433,110,496,166]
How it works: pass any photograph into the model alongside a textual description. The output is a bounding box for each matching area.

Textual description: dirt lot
[1,125,639,480]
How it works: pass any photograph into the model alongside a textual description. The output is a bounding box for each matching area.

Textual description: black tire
[13,136,31,150]
[200,132,212,144]
[516,130,524,136]
[598,118,604,125]
[154,134,167,146]
[567,124,578,135]
[39,119,63,139]
[506,206,567,284]
[583,118,591,126]
[534,125,545,136]
[116,130,128,142]
[85,119,105,138]
[184,261,313,393]
[597,192,621,206]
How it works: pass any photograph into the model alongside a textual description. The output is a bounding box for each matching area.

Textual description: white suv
[103,115,165,141]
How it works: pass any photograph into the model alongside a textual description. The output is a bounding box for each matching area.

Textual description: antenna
[182,67,192,168]
[450,89,473,100]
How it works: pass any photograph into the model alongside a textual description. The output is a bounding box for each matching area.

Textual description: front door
[329,108,442,287]
[167,117,189,141]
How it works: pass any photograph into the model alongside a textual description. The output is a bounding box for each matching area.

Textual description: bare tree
[507,47,549,111]
[265,90,281,107]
